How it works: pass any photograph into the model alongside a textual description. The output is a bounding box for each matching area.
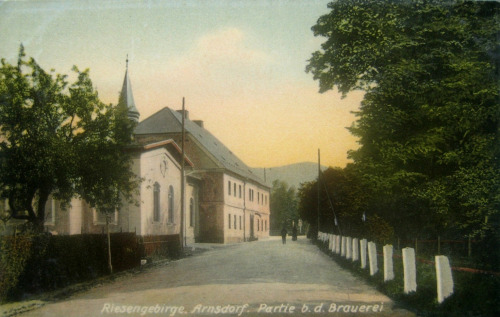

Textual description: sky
[0,0,364,168]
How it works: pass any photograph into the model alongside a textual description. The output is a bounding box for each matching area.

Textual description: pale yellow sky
[0,0,363,168]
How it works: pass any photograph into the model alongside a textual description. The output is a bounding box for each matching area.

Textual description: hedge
[0,232,142,302]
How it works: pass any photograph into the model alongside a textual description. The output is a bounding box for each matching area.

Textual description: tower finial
[126,54,129,70]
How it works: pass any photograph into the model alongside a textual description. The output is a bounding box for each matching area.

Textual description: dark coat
[281,228,287,237]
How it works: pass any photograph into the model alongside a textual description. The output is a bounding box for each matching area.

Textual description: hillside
[252,162,328,189]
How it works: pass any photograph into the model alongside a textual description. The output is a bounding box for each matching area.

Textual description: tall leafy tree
[297,180,318,236]
[270,180,298,231]
[0,46,138,232]
[298,166,370,237]
[307,1,499,238]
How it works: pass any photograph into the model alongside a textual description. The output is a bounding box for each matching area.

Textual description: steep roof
[134,107,267,187]
[118,61,140,123]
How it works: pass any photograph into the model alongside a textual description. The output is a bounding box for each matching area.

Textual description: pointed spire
[118,55,140,123]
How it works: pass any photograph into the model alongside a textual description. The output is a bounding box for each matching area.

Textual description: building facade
[134,108,271,243]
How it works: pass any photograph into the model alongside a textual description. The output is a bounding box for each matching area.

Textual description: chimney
[193,120,204,128]
[176,110,189,120]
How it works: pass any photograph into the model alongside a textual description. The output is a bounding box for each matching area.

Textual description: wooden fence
[139,234,181,259]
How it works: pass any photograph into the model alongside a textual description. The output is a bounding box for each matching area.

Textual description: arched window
[189,197,194,227]
[168,185,174,223]
[153,182,160,222]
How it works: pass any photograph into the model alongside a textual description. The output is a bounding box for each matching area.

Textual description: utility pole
[317,148,320,239]
[180,97,186,249]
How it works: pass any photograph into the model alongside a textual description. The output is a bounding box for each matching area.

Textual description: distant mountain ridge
[251,162,328,189]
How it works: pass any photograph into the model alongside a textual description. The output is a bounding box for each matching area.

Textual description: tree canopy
[306,1,499,239]
[270,180,298,232]
[298,166,376,239]
[0,46,138,232]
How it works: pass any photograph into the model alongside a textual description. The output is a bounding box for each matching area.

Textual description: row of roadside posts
[318,232,454,304]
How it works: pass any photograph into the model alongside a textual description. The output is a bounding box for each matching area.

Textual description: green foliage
[0,46,139,231]
[366,214,394,244]
[297,180,317,230]
[298,166,372,237]
[307,0,500,244]
[1,233,141,302]
[270,180,298,232]
[0,233,33,302]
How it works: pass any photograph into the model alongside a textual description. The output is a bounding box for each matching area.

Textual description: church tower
[118,57,140,123]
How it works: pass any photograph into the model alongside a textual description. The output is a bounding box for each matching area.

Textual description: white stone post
[336,235,341,254]
[360,239,367,269]
[352,238,359,261]
[346,237,352,259]
[341,236,346,257]
[368,241,378,276]
[383,245,394,281]
[435,255,454,303]
[402,247,417,293]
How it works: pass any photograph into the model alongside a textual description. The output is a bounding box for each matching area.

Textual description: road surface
[18,236,414,316]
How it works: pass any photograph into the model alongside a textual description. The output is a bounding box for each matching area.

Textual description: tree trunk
[106,214,113,274]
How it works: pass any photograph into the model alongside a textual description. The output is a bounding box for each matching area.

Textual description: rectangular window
[239,185,242,198]
[154,183,160,222]
[234,183,236,196]
[228,213,231,229]
[228,181,231,196]
[239,216,242,230]
[234,215,237,230]
[258,192,260,203]
[189,197,194,227]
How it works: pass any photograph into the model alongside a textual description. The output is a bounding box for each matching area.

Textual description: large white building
[1,63,270,244]
[134,107,271,243]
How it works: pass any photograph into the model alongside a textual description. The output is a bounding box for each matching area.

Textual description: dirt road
[17,236,414,316]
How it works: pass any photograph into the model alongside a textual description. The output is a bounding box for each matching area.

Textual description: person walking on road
[281,227,287,244]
